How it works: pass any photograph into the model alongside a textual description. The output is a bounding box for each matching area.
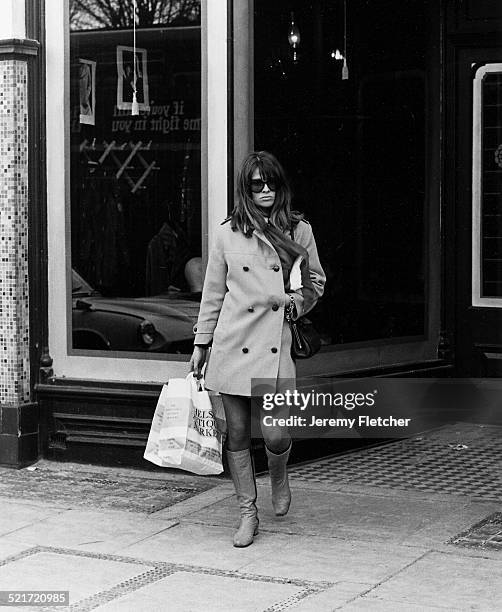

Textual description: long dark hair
[230,151,303,236]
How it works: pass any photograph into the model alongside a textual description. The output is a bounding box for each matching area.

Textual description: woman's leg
[221,393,258,547]
[258,401,291,454]
[258,401,292,516]
[221,394,251,451]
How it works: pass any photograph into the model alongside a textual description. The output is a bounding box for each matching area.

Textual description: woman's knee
[226,420,250,448]
[262,428,290,454]
[221,394,251,450]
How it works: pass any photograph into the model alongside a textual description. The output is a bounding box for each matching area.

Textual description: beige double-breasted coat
[194,219,325,396]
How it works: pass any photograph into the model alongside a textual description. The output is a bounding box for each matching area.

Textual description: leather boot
[226,449,259,547]
[265,441,292,516]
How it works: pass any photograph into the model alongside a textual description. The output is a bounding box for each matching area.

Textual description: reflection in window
[69,1,201,354]
[254,0,430,344]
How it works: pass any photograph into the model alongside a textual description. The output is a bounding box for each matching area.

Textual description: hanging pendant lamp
[342,0,349,80]
[288,12,301,63]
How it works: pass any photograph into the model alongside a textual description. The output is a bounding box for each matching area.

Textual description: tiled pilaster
[0,59,30,407]
[0,39,40,466]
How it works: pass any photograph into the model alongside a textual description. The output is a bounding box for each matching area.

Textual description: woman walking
[189,151,325,547]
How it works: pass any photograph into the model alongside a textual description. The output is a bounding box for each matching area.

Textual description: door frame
[447,37,502,376]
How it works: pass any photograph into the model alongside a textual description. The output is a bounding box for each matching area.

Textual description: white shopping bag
[144,372,224,475]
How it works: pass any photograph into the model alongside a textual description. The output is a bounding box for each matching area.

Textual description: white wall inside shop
[0,0,25,39]
[45,0,228,382]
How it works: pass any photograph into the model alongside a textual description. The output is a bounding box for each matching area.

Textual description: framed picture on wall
[116,45,150,112]
[79,59,96,125]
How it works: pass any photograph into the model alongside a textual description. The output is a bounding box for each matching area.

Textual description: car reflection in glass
[72,269,200,353]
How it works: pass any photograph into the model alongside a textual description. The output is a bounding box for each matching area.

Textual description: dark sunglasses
[250,178,278,193]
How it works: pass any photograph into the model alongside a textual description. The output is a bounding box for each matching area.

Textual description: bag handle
[187,364,206,392]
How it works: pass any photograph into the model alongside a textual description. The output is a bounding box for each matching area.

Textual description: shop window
[254,0,431,345]
[473,64,502,306]
[69,0,202,354]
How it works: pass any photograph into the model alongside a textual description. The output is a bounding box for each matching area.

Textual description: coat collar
[253,228,276,253]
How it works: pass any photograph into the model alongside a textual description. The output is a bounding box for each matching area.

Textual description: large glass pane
[69,0,201,354]
[254,0,431,345]
[480,72,502,298]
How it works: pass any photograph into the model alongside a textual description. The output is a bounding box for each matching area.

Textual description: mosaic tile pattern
[285,424,502,501]
[0,466,217,513]
[0,59,30,405]
[0,546,334,612]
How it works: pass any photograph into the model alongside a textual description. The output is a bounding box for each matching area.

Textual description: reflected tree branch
[70,0,201,30]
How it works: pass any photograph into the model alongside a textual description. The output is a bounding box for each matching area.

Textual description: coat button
[272,265,280,272]
[243,266,249,271]
[272,304,279,311]
[271,347,278,353]
[242,347,249,353]
[248,307,254,313]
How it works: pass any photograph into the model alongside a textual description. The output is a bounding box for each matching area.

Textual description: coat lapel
[253,228,276,253]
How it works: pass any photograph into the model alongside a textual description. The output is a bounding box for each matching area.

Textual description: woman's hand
[189,346,207,379]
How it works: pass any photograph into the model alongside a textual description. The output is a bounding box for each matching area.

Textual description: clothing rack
[79,139,159,193]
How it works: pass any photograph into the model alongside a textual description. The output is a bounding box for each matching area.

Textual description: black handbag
[290,316,322,359]
[288,225,322,359]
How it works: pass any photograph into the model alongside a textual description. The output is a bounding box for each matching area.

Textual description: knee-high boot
[226,448,259,547]
[265,442,292,516]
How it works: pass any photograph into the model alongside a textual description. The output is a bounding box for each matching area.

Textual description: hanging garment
[75,167,130,293]
[145,222,192,295]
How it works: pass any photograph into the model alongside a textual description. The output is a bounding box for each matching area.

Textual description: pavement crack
[118,521,180,552]
[334,549,433,609]
[0,509,70,539]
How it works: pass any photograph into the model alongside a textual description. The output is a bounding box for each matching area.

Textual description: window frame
[240,0,442,375]
[45,0,228,382]
[472,63,502,308]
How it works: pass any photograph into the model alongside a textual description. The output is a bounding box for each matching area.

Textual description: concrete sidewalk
[0,423,501,611]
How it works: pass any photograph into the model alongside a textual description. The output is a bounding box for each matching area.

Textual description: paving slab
[186,486,472,544]
[0,550,152,606]
[340,597,450,611]
[0,540,34,562]
[1,509,178,553]
[94,571,302,612]
[404,501,500,547]
[290,582,373,611]
[356,551,502,611]
[0,500,66,537]
[117,522,292,571]
[0,496,70,511]
[151,482,235,520]
[240,536,427,583]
